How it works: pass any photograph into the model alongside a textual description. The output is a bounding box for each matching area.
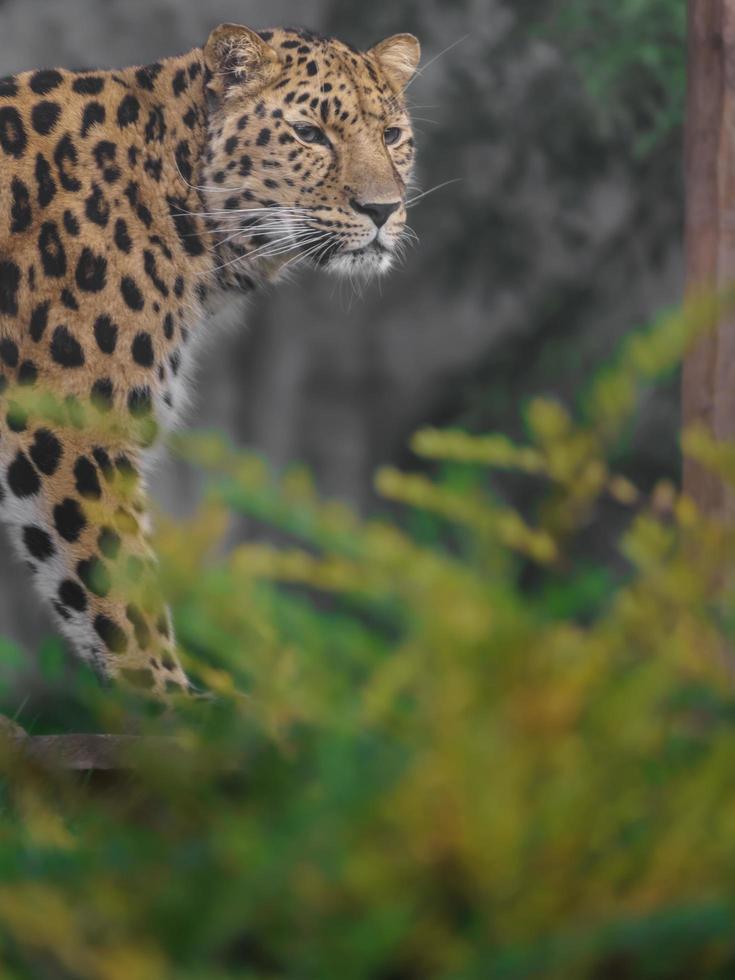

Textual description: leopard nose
[350,199,401,228]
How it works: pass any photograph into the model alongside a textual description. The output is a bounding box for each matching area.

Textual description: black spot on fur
[30,70,63,95]
[93,448,114,482]
[92,139,121,183]
[58,579,87,612]
[257,128,271,146]
[94,315,117,354]
[18,361,38,385]
[0,77,18,97]
[50,325,84,367]
[135,63,162,90]
[23,525,55,561]
[98,526,121,559]
[115,454,136,482]
[54,498,86,542]
[30,428,62,475]
[31,101,61,135]
[126,604,151,649]
[38,221,66,277]
[75,248,107,292]
[34,153,56,207]
[130,332,155,371]
[61,288,79,311]
[0,338,18,367]
[144,106,166,143]
[114,217,132,253]
[167,196,204,256]
[137,203,153,228]
[53,601,71,622]
[63,209,80,235]
[144,154,162,181]
[54,133,81,191]
[239,154,252,176]
[7,402,27,432]
[73,456,102,500]
[172,69,188,96]
[0,260,21,316]
[149,235,173,261]
[175,139,192,183]
[127,386,152,419]
[85,184,110,226]
[94,614,128,653]
[163,313,174,340]
[91,377,114,412]
[78,556,110,597]
[183,107,197,130]
[121,276,145,311]
[72,76,104,95]
[10,178,32,233]
[0,106,27,158]
[29,301,50,342]
[7,451,40,498]
[117,94,140,127]
[51,599,71,622]
[143,250,168,298]
[80,101,105,138]
[306,60,318,76]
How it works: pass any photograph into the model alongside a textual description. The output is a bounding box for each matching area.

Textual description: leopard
[0,23,421,699]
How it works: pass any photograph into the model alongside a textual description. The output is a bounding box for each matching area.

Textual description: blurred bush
[3,294,735,979]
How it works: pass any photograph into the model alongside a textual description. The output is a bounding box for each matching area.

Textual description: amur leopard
[0,24,420,698]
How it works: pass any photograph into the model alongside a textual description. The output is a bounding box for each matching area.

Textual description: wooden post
[683,1,735,517]
[1,717,186,773]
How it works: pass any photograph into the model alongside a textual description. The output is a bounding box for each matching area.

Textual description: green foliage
[547,0,686,153]
[3,298,735,978]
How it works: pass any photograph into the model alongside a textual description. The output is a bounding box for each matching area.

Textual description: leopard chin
[325,244,396,280]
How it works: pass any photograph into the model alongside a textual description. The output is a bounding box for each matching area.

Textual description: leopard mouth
[322,240,395,279]
[350,241,390,258]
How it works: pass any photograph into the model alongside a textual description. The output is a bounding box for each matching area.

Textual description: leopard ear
[368,34,421,90]
[204,24,281,96]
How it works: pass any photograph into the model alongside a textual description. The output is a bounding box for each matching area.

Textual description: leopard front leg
[0,423,191,698]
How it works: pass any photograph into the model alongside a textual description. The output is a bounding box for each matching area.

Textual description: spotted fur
[0,24,420,698]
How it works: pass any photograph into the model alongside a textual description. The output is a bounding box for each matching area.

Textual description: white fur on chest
[143,289,250,468]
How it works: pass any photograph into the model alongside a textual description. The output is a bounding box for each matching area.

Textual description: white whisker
[405,35,470,93]
[406,178,463,207]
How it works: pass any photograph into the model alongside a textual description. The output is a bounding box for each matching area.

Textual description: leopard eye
[384,127,402,146]
[293,122,330,146]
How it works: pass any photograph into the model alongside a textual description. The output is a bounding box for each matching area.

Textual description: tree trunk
[683,0,735,517]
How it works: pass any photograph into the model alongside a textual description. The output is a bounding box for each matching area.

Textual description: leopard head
[201,24,420,281]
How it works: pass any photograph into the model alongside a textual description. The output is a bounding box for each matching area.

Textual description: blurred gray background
[0,0,683,654]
